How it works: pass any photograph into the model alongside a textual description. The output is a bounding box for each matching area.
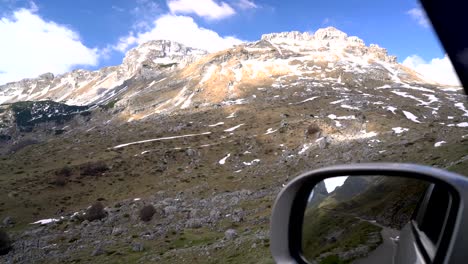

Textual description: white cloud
[0,9,99,85]
[407,7,430,28]
[402,54,461,86]
[235,0,258,10]
[115,14,243,53]
[167,0,235,20]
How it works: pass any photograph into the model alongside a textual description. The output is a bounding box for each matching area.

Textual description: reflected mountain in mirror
[302,176,433,264]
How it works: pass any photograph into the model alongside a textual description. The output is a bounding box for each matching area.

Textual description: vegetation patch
[9,101,89,131]
[80,161,109,176]
[100,100,118,110]
[85,202,107,221]
[302,208,381,262]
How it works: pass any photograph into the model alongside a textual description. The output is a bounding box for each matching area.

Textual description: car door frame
[409,183,458,263]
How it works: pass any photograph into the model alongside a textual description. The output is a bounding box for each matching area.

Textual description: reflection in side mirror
[302,175,450,264]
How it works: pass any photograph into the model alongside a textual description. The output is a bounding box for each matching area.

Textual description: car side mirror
[270,163,468,264]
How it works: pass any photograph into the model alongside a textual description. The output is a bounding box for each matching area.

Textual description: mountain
[0,27,467,264]
[334,176,428,228]
[0,27,435,111]
[0,40,207,106]
[333,176,376,201]
[308,181,328,207]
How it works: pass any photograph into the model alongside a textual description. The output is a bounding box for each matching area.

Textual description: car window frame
[411,183,453,262]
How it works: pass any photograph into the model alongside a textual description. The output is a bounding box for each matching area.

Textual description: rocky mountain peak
[122,40,208,73]
[37,72,55,81]
[313,27,348,40]
[261,31,313,41]
[260,27,349,42]
[261,27,396,63]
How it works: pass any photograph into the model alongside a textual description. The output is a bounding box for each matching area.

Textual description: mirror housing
[270,163,468,264]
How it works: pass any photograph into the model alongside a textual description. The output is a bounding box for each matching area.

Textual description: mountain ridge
[0,39,207,106]
[0,27,440,109]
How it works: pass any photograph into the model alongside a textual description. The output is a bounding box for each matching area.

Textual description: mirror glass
[302,175,452,264]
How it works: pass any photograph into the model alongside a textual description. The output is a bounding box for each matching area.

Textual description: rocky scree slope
[0,27,467,264]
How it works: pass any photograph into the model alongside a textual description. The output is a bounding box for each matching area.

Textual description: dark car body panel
[395,224,426,264]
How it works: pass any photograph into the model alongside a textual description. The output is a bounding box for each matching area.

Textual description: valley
[0,27,467,263]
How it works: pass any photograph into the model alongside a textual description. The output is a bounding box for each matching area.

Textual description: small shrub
[54,129,65,135]
[53,174,68,186]
[85,202,107,221]
[101,100,117,110]
[159,62,178,68]
[139,205,156,222]
[0,230,12,255]
[68,235,80,243]
[305,124,321,137]
[53,166,72,186]
[80,161,108,176]
[56,166,72,177]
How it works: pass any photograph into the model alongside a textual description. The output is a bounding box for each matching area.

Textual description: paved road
[352,218,400,264]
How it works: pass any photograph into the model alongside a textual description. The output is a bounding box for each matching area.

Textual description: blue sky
[0,0,459,85]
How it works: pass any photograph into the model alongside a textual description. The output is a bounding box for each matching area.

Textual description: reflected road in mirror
[302,175,435,264]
